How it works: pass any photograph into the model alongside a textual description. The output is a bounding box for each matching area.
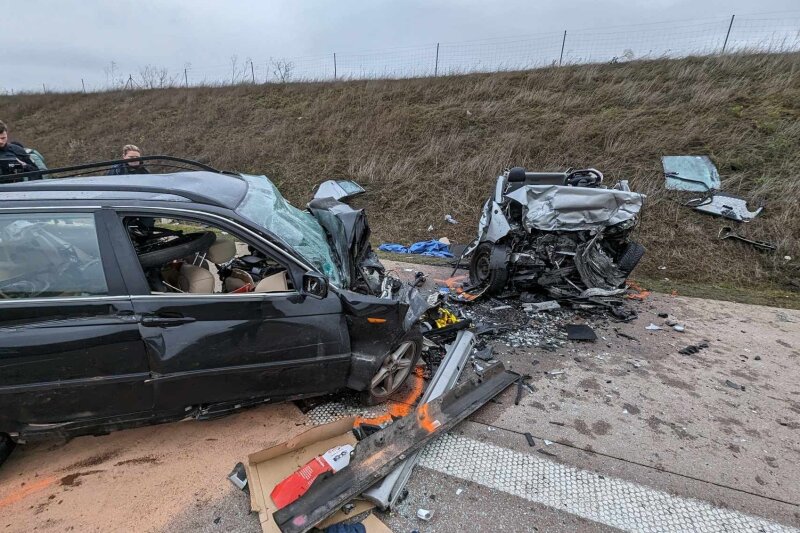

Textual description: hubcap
[370,341,416,397]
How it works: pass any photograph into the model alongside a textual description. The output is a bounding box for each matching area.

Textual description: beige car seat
[177,264,215,293]
[206,237,236,264]
[254,271,289,293]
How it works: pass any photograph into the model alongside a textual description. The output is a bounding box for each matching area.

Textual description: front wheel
[361,337,422,406]
[469,243,509,295]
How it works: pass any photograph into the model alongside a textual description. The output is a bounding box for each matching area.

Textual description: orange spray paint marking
[354,368,426,428]
[434,275,480,301]
[625,280,651,300]
[0,476,57,509]
[416,402,441,434]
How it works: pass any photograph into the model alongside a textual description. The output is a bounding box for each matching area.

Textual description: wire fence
[18,11,800,94]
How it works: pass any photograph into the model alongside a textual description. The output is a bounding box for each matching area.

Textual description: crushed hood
[505,185,645,232]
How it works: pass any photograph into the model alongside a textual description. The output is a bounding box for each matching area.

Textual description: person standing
[109,144,149,175]
[0,120,39,175]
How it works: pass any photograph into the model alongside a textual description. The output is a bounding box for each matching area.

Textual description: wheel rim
[475,252,491,283]
[370,341,416,397]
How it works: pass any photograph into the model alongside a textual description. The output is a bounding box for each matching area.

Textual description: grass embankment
[3,52,798,300]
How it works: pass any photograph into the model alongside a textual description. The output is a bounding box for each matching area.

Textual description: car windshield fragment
[662,155,720,192]
[236,174,342,286]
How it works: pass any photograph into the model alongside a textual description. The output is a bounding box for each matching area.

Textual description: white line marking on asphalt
[418,433,797,533]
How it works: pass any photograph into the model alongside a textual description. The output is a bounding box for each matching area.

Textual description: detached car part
[662,155,721,192]
[718,226,776,252]
[362,330,476,509]
[687,192,763,222]
[273,362,517,533]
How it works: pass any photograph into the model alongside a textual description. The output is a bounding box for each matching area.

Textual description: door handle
[141,315,196,327]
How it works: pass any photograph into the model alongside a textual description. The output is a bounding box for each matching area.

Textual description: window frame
[0,208,127,302]
[110,207,307,298]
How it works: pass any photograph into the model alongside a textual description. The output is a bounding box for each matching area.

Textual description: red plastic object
[270,444,353,509]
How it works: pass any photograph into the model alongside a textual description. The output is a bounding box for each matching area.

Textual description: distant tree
[269,57,295,83]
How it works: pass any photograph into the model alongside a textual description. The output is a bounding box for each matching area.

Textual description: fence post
[435,43,440,76]
[722,14,735,53]
[42,83,46,93]
[333,53,337,80]
[184,68,188,87]
[81,79,86,93]
[559,30,567,66]
[250,60,256,83]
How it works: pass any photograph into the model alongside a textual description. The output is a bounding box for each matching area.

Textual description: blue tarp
[379,239,454,258]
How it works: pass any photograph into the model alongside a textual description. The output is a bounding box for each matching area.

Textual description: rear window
[0,213,108,299]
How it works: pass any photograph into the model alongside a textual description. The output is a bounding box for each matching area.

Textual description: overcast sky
[3,0,799,92]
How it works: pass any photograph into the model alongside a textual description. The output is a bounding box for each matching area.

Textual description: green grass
[2,51,799,297]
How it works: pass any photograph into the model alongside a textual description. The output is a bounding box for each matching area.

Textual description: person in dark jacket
[109,144,149,175]
[0,120,39,175]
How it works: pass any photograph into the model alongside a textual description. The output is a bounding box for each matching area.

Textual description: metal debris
[718,226,776,252]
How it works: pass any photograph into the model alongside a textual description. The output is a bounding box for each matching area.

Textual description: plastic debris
[645,323,663,331]
[417,509,434,521]
[566,324,597,341]
[522,300,561,313]
[725,379,746,391]
[444,214,459,224]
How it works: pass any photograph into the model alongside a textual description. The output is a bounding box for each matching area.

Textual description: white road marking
[418,433,797,533]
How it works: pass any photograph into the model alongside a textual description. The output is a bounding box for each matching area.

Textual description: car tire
[0,433,15,467]
[361,336,422,406]
[617,241,646,275]
[469,243,509,295]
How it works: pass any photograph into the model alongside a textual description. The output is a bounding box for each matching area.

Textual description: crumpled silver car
[465,167,646,300]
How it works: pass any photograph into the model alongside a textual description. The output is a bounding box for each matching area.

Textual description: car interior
[124,216,294,295]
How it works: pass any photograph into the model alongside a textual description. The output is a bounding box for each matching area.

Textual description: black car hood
[308,197,376,291]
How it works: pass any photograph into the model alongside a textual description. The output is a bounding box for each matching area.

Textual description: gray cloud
[4,0,798,92]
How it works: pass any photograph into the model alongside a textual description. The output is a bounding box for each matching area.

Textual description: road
[1,260,798,532]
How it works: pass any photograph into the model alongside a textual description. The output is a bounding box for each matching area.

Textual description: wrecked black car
[0,157,426,455]
[465,167,646,300]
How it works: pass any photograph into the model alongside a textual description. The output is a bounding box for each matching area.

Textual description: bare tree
[138,65,177,89]
[103,61,125,89]
[269,57,295,83]
[229,55,251,84]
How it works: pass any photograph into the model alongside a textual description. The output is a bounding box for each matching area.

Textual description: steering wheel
[137,231,217,268]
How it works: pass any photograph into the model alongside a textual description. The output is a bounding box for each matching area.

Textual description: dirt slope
[2,52,798,288]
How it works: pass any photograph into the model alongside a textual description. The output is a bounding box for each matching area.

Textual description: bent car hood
[505,185,645,232]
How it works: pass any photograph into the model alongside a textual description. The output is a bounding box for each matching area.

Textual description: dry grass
[2,52,799,289]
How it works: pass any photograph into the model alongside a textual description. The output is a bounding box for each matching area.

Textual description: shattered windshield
[236,174,342,286]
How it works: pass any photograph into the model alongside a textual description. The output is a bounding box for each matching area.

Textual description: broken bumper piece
[273,361,517,533]
[362,330,476,510]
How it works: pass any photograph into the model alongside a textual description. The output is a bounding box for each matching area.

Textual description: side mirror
[303,272,329,299]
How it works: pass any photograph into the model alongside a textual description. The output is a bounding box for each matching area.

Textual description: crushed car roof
[0,171,248,209]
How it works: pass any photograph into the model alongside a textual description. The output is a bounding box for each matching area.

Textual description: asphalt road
[1,260,798,532]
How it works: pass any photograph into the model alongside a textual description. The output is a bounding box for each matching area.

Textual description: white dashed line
[418,433,797,533]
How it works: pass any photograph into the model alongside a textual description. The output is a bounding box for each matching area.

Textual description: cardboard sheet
[246,416,390,533]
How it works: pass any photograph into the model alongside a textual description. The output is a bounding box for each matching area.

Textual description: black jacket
[0,142,38,174]
[109,162,150,175]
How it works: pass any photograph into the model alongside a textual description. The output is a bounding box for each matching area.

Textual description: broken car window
[236,174,342,286]
[123,216,294,295]
[0,213,108,299]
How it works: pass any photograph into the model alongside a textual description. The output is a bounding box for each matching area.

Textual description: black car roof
[0,171,249,209]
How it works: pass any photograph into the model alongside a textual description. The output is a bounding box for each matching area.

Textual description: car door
[0,209,153,438]
[110,209,351,413]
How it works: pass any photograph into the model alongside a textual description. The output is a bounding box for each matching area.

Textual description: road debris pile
[238,358,516,532]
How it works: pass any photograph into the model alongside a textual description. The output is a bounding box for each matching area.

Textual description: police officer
[109,144,150,175]
[0,120,39,175]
